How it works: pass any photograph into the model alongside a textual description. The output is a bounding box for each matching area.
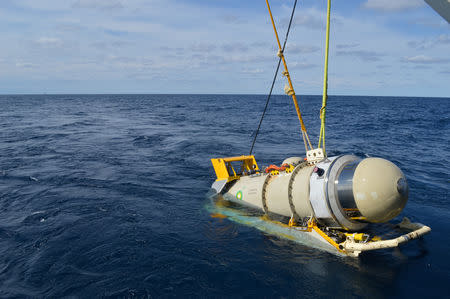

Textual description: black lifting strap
[249,0,298,155]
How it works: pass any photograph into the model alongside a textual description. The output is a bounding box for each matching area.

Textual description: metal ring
[287,162,307,221]
[325,155,367,231]
[261,174,272,214]
[336,160,360,210]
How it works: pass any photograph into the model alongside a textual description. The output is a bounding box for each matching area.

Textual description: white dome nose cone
[353,158,408,223]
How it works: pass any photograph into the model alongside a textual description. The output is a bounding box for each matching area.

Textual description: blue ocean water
[0,94,448,297]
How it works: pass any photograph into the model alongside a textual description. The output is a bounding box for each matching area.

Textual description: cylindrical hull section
[226,162,315,219]
[226,174,268,210]
[265,174,292,216]
[290,164,315,218]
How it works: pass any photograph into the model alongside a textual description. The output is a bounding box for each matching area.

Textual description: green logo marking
[236,191,243,200]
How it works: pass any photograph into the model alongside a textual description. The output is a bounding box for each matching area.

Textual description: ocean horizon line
[0,93,448,99]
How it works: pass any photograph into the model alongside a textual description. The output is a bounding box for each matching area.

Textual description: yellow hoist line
[265,0,313,153]
[318,0,331,155]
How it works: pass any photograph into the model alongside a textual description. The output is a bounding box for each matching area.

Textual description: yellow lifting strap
[265,0,313,153]
[318,0,331,155]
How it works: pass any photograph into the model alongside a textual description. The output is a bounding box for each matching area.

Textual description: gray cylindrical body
[265,164,314,217]
[221,155,409,231]
[227,162,315,219]
[227,174,268,210]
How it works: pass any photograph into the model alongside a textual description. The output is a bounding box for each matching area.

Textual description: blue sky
[0,0,448,96]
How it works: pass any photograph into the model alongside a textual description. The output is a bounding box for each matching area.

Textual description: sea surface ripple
[0,94,448,297]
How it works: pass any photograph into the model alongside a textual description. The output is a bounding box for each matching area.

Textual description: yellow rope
[265,0,313,151]
[318,0,331,155]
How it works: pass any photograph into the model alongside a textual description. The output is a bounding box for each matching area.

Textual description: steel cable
[249,0,298,155]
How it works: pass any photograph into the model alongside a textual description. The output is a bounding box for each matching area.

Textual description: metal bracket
[306,148,325,165]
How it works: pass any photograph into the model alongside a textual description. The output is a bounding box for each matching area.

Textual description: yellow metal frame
[211,155,259,182]
[312,225,345,253]
[307,218,345,253]
[268,216,345,253]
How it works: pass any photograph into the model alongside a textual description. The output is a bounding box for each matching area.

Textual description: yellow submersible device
[209,0,430,257]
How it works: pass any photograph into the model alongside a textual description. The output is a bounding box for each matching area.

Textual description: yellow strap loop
[318,0,331,155]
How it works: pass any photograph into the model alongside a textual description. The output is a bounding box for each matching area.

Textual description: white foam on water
[205,201,345,257]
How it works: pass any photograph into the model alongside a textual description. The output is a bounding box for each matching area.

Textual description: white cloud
[289,62,316,69]
[241,68,263,74]
[13,0,71,11]
[293,14,324,29]
[72,0,123,10]
[408,34,450,49]
[277,5,328,30]
[220,15,246,25]
[16,62,38,68]
[0,0,447,96]
[189,43,217,53]
[362,0,424,12]
[221,43,249,53]
[336,43,360,50]
[403,55,450,64]
[286,44,320,54]
[36,37,63,47]
[336,49,385,62]
[438,34,450,44]
[409,17,449,28]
